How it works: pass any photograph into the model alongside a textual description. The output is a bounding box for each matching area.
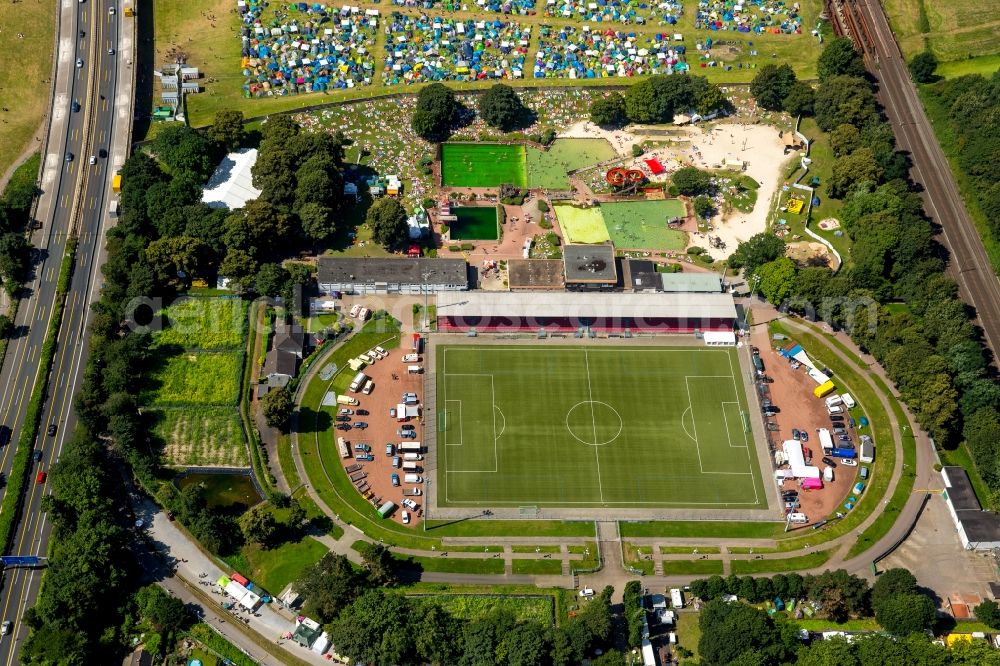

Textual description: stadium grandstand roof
[436,291,737,320]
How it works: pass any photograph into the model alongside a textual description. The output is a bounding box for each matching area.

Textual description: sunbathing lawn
[553,203,610,244]
[601,200,688,250]
[526,138,618,190]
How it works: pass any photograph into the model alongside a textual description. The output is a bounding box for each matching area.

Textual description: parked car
[339,408,353,416]
[791,428,801,441]
[848,417,856,428]
[353,444,371,452]
[389,408,396,418]
[799,431,809,443]
[391,474,400,487]
[838,435,852,442]
[400,424,415,431]
[579,588,595,598]
[840,459,858,467]
[399,430,417,439]
[385,443,394,456]
[355,454,373,462]
[833,427,847,435]
[352,422,368,429]
[336,424,351,431]
[335,415,351,422]
[821,456,836,467]
[356,409,369,416]
[392,456,401,468]
[401,510,410,524]
[402,498,418,510]
[830,415,845,422]
[766,423,779,432]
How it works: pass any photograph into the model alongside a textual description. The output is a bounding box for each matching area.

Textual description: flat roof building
[942,466,1000,550]
[660,272,723,293]
[507,259,565,291]
[563,244,619,291]
[317,257,468,295]
[436,291,737,334]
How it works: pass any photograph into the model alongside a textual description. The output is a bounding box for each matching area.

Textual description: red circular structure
[605,167,646,188]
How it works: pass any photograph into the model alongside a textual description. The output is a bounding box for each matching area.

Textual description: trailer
[817,428,834,451]
[670,588,684,609]
[813,380,836,398]
[337,437,350,459]
[399,442,422,453]
[377,501,397,518]
[362,379,374,395]
[412,333,422,352]
[841,393,856,409]
[830,447,856,459]
[349,371,368,392]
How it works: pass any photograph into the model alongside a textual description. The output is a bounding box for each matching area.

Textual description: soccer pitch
[435,345,768,509]
[440,143,528,188]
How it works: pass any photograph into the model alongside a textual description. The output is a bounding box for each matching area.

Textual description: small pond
[176,473,261,509]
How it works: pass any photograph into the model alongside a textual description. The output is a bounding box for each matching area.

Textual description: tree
[356,542,398,586]
[875,593,936,636]
[590,92,628,128]
[671,167,712,196]
[238,504,280,548]
[0,314,12,339]
[625,74,708,124]
[817,37,866,80]
[698,600,787,666]
[623,580,644,647]
[209,109,246,151]
[507,622,551,666]
[783,82,816,117]
[134,585,192,633]
[976,599,1000,629]
[829,148,882,199]
[299,201,336,242]
[0,232,30,288]
[261,386,293,431]
[255,262,291,298]
[218,248,259,292]
[327,589,414,666]
[814,76,879,132]
[908,51,938,83]
[728,232,785,274]
[150,123,217,180]
[366,197,409,250]
[411,83,462,142]
[478,84,530,131]
[414,604,460,665]
[698,84,732,116]
[750,64,797,111]
[830,124,862,157]
[694,195,715,219]
[871,568,918,609]
[296,553,363,623]
[145,236,206,280]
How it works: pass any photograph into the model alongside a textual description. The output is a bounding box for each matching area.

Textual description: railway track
[822,0,1000,359]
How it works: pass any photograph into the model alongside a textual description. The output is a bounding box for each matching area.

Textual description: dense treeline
[0,162,37,311]
[296,552,627,666]
[744,39,1000,492]
[921,71,1000,256]
[589,75,733,128]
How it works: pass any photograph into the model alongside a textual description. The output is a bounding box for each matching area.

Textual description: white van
[827,405,843,415]
[407,365,423,374]
[402,453,423,461]
[402,461,420,472]
[825,395,843,408]
[841,393,856,409]
[788,512,808,524]
[402,353,419,363]
[359,353,373,364]
[362,379,374,395]
[404,473,423,484]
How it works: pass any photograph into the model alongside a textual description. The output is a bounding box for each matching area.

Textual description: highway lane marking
[60,195,68,208]
[88,196,95,209]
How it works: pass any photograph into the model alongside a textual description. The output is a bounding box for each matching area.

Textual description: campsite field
[440,143,527,188]
[526,138,618,190]
[553,203,611,244]
[435,345,767,509]
[601,200,688,250]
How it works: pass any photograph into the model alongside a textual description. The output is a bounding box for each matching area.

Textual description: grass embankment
[661,559,725,576]
[619,521,783,540]
[408,593,556,625]
[730,549,833,574]
[512,559,564,575]
[0,1,55,181]
[224,536,328,594]
[0,239,76,559]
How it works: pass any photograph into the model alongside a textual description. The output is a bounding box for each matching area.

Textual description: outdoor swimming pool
[449,206,500,240]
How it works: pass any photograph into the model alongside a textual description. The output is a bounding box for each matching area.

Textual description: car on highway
[35,471,46,484]
[47,423,57,436]
[71,100,81,112]
[108,5,115,13]
[0,620,10,636]
[64,153,74,162]
[76,57,83,68]
[108,47,115,55]
[841,459,858,467]
[352,422,368,429]
[32,450,42,462]
[88,155,97,165]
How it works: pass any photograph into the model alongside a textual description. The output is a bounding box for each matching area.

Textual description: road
[0,0,130,661]
[848,0,1000,356]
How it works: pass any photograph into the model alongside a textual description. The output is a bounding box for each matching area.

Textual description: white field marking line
[494,405,506,440]
[680,406,697,442]
[584,349,605,503]
[684,376,705,474]
[444,399,464,446]
[720,402,748,449]
[727,348,761,506]
[440,497,762,506]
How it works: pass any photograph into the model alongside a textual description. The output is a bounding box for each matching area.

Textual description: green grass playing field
[435,345,767,509]
[441,143,528,188]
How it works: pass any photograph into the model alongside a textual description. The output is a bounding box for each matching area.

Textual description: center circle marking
[565,401,623,446]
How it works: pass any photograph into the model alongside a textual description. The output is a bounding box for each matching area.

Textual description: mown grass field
[153,298,248,350]
[441,143,527,188]
[601,200,688,250]
[436,345,766,508]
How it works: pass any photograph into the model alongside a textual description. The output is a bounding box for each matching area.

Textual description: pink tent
[801,478,823,490]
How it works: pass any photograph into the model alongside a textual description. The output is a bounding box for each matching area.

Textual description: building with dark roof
[436,291,737,334]
[274,324,306,358]
[507,259,565,291]
[563,244,619,291]
[264,349,298,388]
[942,466,1000,550]
[317,257,468,295]
[623,259,663,292]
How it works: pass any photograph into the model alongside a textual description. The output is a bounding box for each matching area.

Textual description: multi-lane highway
[842,0,1000,356]
[0,0,127,660]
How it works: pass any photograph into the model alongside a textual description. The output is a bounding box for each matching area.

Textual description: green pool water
[450,207,499,240]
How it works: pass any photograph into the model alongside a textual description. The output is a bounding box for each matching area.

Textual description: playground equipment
[605,167,647,193]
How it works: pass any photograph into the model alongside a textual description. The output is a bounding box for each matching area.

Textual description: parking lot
[333,322,426,525]
[749,326,862,526]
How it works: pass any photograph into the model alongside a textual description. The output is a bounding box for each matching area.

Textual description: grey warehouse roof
[660,272,723,293]
[317,257,468,286]
[944,466,1000,544]
[436,291,738,320]
[563,244,617,283]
